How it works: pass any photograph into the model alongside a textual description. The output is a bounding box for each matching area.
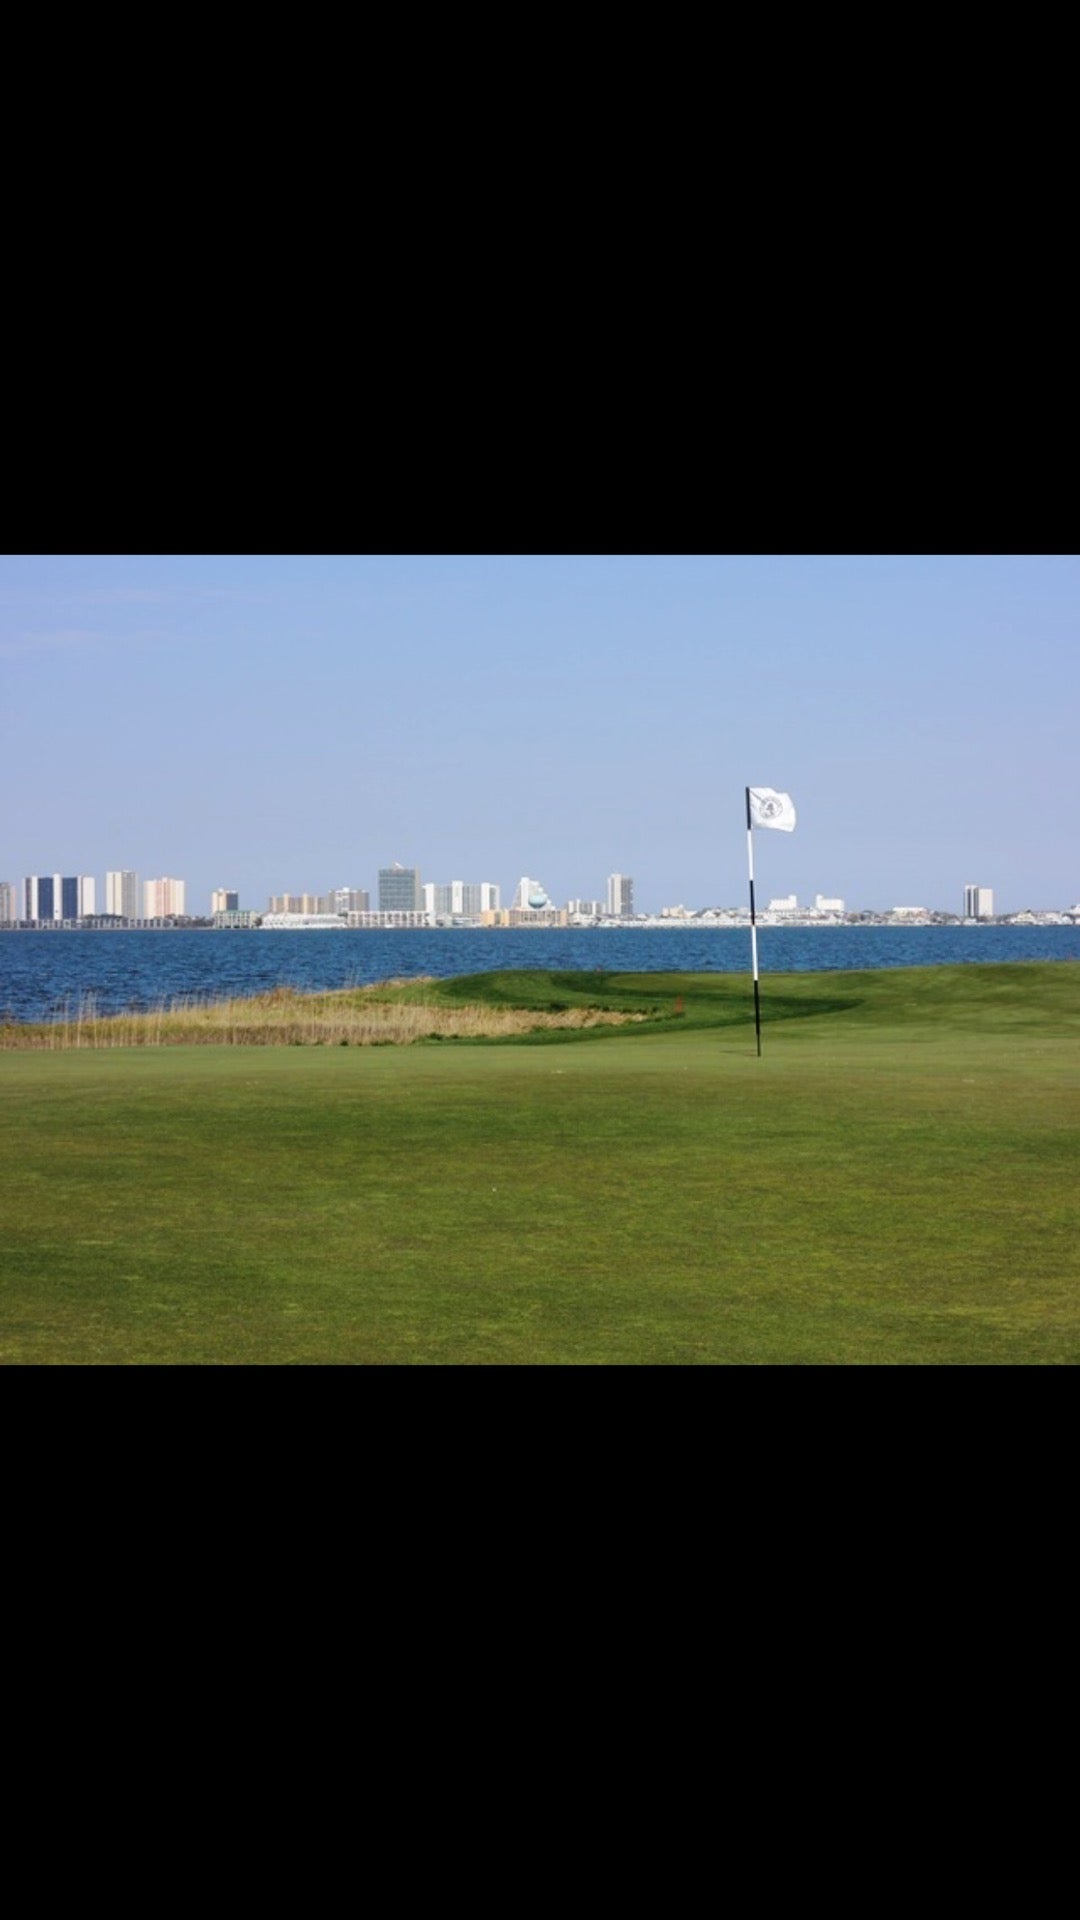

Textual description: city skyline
[2,554,1077,916]
[7,858,1077,924]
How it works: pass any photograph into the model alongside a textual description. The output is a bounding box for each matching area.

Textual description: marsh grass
[0,980,649,1050]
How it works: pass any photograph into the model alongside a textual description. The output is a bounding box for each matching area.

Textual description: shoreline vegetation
[0,978,652,1049]
[4,960,1079,1053]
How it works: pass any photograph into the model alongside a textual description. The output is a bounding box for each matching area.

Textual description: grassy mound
[6,960,1077,1050]
[408,960,1080,1038]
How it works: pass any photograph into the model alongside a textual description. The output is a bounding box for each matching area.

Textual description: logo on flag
[749,788,796,831]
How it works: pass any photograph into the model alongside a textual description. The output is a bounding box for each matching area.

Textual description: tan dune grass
[0,984,648,1050]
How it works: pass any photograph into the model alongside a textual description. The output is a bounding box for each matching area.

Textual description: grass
[1,962,1078,1364]
[0,979,648,1048]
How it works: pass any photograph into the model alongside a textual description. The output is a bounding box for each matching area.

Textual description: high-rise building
[513,876,552,910]
[268,892,324,914]
[321,887,369,916]
[423,881,500,917]
[210,889,239,914]
[0,880,17,923]
[106,871,140,918]
[379,865,421,911]
[56,876,96,918]
[606,873,634,917]
[964,885,994,920]
[25,874,94,920]
[24,875,55,922]
[23,874,93,920]
[144,877,186,918]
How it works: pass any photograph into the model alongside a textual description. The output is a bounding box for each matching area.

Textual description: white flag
[749,788,796,831]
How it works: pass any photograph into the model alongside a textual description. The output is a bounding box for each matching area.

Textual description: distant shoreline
[2,917,1078,934]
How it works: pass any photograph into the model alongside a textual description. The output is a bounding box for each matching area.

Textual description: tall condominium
[144,877,186,918]
[322,887,369,915]
[0,880,17,923]
[964,885,994,919]
[606,873,634,917]
[423,881,501,916]
[106,871,140,918]
[268,893,323,914]
[25,875,54,921]
[24,874,95,921]
[378,864,421,912]
[210,889,239,914]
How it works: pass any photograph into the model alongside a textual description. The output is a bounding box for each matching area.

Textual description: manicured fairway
[2,964,1078,1363]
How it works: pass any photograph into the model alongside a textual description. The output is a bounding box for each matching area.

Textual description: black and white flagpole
[745,786,762,1056]
[744,787,797,1055]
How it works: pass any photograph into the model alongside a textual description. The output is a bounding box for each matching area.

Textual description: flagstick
[745,786,762,1056]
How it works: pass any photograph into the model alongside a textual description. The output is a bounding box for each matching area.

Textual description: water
[2,924,1079,1023]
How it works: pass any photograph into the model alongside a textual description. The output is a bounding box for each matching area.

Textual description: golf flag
[745,786,796,1057]
[748,788,796,832]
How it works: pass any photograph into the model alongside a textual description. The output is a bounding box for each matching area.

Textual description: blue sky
[2,553,1077,915]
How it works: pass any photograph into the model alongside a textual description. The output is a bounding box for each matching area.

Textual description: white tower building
[964,886,994,920]
[106,871,140,918]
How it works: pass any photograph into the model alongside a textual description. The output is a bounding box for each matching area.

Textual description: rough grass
[0,980,649,1049]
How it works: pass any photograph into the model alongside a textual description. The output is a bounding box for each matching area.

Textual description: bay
[2,924,1079,1023]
